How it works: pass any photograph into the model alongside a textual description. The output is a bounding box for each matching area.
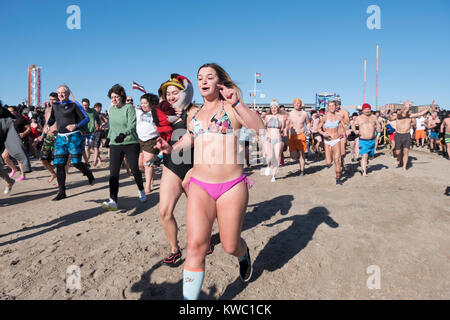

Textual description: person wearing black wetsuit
[47,85,94,200]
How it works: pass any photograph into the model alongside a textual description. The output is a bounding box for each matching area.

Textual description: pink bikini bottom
[186,174,254,201]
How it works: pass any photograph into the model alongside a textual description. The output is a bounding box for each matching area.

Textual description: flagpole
[376,45,379,110]
[253,72,257,109]
[364,59,367,104]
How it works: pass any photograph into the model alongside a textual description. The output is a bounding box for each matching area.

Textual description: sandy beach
[0,147,449,300]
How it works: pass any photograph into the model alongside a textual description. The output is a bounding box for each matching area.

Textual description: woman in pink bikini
[156,63,265,300]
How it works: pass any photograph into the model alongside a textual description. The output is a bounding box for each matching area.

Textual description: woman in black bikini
[155,74,210,266]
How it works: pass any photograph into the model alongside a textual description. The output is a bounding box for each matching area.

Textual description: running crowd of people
[1,63,449,300]
[256,99,449,183]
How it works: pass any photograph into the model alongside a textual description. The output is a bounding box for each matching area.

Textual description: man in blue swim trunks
[47,84,95,200]
[426,111,441,153]
[352,104,381,177]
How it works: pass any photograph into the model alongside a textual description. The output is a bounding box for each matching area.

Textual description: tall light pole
[251,72,262,110]
[376,45,379,110]
[364,59,367,104]
[253,72,257,108]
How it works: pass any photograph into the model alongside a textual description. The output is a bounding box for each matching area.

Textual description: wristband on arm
[232,100,241,108]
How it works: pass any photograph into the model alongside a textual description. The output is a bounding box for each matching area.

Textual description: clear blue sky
[1,0,449,110]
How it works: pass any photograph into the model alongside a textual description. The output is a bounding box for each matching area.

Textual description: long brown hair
[197,63,242,101]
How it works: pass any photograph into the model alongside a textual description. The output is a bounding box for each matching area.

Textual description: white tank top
[416,117,425,130]
[135,108,158,141]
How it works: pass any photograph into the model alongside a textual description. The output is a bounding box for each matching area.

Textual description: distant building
[379,103,439,114]
[344,105,360,112]
[249,103,316,112]
[379,104,403,113]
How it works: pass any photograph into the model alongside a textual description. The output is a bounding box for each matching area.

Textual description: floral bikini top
[189,103,234,139]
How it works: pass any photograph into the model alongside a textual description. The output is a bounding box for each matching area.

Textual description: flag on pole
[132,81,146,93]
[255,73,261,77]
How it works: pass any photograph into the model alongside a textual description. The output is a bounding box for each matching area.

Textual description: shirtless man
[395,100,429,170]
[287,98,310,175]
[425,112,441,153]
[440,112,450,159]
[352,104,381,177]
[335,100,350,171]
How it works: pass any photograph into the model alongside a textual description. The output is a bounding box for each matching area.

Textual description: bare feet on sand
[94,162,102,168]
[47,174,56,183]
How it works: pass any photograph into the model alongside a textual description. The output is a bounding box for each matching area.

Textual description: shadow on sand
[132,205,339,300]
[339,162,389,184]
[0,206,106,247]
[210,195,294,248]
[132,195,297,300]
[0,191,158,247]
[219,206,338,300]
[130,261,218,300]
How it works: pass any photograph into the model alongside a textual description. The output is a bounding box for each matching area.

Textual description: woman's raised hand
[217,84,238,106]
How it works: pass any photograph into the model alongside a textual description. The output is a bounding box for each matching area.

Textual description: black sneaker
[52,192,67,201]
[162,250,182,266]
[87,171,95,185]
[239,247,252,282]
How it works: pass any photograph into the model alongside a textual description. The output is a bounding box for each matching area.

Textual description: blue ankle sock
[183,268,205,300]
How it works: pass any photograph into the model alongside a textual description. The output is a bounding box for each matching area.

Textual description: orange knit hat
[293,98,302,105]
